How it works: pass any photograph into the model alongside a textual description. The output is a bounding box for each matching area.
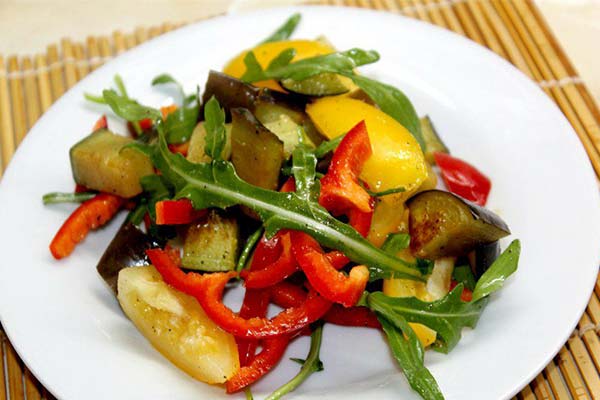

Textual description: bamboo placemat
[1,0,600,399]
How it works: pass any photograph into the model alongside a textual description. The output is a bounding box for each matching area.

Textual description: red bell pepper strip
[241,232,297,289]
[92,115,108,132]
[226,335,290,393]
[269,281,307,309]
[319,120,373,215]
[324,305,381,329]
[74,184,89,193]
[433,152,491,206]
[236,288,271,366]
[449,281,474,302]
[168,141,190,157]
[155,199,207,225]
[50,193,124,259]
[146,249,332,339]
[138,118,153,131]
[291,232,369,308]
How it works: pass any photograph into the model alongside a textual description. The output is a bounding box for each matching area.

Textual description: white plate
[1,6,599,400]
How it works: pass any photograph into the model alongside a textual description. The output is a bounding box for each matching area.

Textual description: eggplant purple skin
[96,221,158,294]
[407,190,510,259]
[470,241,501,279]
[201,70,307,115]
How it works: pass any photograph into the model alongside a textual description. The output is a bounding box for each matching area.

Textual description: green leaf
[290,357,324,372]
[84,93,107,104]
[242,48,380,83]
[164,105,199,144]
[203,96,227,160]
[368,286,488,353]
[260,13,302,44]
[147,123,422,281]
[151,73,185,102]
[472,240,520,302]
[127,203,147,226]
[366,186,406,197]
[416,258,434,275]
[291,144,319,202]
[265,324,324,400]
[236,227,263,273]
[348,74,425,151]
[378,316,444,400]
[139,174,172,221]
[381,233,410,255]
[453,265,476,291]
[313,133,345,158]
[113,74,129,98]
[42,191,96,205]
[267,48,296,70]
[102,89,162,122]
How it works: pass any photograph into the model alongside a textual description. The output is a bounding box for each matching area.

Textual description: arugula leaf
[151,73,185,101]
[203,96,227,160]
[84,93,107,104]
[127,203,147,226]
[113,75,129,97]
[164,105,199,144]
[265,324,324,400]
[416,258,434,275]
[147,124,422,281]
[472,240,520,302]
[313,133,346,158]
[452,265,476,291]
[102,89,162,122]
[242,48,380,83]
[139,174,172,221]
[42,191,96,205]
[378,316,444,400]
[348,74,425,151]
[290,357,324,372]
[236,227,263,273]
[381,233,411,255]
[260,13,302,44]
[267,48,296,70]
[291,144,319,202]
[368,286,488,353]
[366,186,406,197]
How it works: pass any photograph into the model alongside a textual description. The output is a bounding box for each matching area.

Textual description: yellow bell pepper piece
[223,39,335,91]
[306,97,428,199]
[409,323,438,347]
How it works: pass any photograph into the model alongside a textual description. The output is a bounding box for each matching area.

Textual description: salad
[44,14,520,400]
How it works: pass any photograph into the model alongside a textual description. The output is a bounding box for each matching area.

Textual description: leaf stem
[42,192,96,205]
[264,325,324,400]
[236,227,263,272]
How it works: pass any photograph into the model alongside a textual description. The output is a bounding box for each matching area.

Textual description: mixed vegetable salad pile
[44,14,520,400]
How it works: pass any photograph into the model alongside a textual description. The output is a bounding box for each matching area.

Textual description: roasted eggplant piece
[182,210,239,271]
[230,108,285,191]
[469,241,501,279]
[96,221,158,294]
[407,190,510,259]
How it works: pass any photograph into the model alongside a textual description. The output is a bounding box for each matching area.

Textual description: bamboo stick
[371,0,387,10]
[568,334,600,398]
[34,53,53,113]
[381,0,399,12]
[6,341,25,400]
[587,293,600,325]
[73,43,89,81]
[437,0,465,36]
[8,57,27,147]
[61,38,78,89]
[47,45,65,101]
[421,0,447,28]
[148,26,163,39]
[0,55,14,171]
[22,57,40,130]
[557,347,591,399]
[531,374,552,400]
[0,332,6,400]
[396,0,417,18]
[513,1,600,157]
[112,31,127,55]
[161,21,175,33]
[124,33,137,50]
[408,0,431,22]
[518,384,536,400]
[545,360,576,400]
[86,36,101,71]
[477,0,529,75]
[135,27,150,45]
[579,313,600,372]
[98,37,113,68]
[25,369,43,400]
[464,0,507,58]
[452,0,485,44]
[356,0,371,8]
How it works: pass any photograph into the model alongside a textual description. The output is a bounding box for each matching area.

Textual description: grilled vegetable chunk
[187,122,233,163]
[117,266,239,384]
[230,108,284,191]
[408,190,510,259]
[70,129,154,198]
[420,116,449,164]
[182,211,239,271]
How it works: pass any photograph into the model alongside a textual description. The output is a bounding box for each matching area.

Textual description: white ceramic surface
[0,6,599,400]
